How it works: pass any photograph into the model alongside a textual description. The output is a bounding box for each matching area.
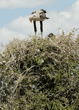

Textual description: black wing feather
[41,9,46,13]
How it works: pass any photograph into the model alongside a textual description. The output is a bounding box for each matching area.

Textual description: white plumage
[29,9,50,36]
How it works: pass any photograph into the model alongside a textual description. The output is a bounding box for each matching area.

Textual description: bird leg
[40,21,43,37]
[33,21,37,36]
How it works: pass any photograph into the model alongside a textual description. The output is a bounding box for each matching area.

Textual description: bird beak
[46,17,50,19]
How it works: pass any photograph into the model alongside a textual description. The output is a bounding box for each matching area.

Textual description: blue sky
[0,0,79,52]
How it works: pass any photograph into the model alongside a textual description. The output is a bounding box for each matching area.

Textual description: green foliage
[0,29,79,110]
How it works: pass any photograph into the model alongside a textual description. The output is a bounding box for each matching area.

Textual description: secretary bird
[29,9,50,36]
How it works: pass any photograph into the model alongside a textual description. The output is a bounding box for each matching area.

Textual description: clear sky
[0,0,79,52]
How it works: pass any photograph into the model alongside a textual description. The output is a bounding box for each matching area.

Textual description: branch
[12,65,36,95]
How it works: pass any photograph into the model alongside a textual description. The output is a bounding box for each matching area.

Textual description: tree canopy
[0,28,79,110]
